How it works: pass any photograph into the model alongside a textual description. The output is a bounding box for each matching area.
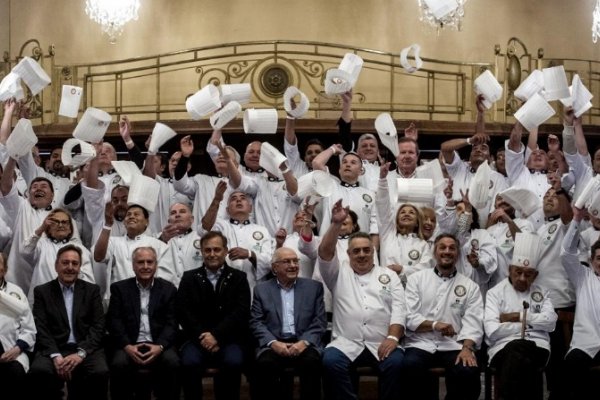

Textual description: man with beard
[441,95,508,227]
[485,232,557,400]
[486,194,534,288]
[283,108,324,177]
[156,202,203,287]
[93,204,167,303]
[1,155,55,295]
[401,234,484,400]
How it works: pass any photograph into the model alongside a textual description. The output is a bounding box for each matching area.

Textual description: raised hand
[180,135,194,157]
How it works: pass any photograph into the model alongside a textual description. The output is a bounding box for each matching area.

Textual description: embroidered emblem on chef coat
[193,239,201,249]
[378,274,391,285]
[531,291,543,302]
[454,285,466,297]
[471,239,479,250]
[362,194,373,203]
[112,175,122,184]
[408,250,420,260]
[253,231,264,240]
[9,291,21,300]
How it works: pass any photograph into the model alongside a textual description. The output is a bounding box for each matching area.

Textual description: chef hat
[58,85,83,118]
[397,178,434,205]
[297,170,335,200]
[210,101,241,130]
[324,53,363,95]
[571,74,593,118]
[415,159,446,193]
[127,175,160,213]
[283,86,310,118]
[514,93,555,132]
[219,83,251,106]
[259,142,287,179]
[588,189,600,218]
[110,160,141,186]
[499,187,540,218]
[468,160,491,209]
[423,0,459,19]
[514,70,544,102]
[243,108,278,134]
[73,107,112,143]
[399,44,423,73]
[375,113,399,157]
[148,122,177,154]
[12,56,51,95]
[186,84,222,120]
[574,175,600,209]
[474,70,503,109]
[61,138,96,168]
[0,72,25,101]
[542,65,570,101]
[511,232,542,269]
[6,118,38,160]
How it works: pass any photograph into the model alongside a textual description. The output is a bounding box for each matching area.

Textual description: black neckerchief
[230,218,250,225]
[341,181,359,188]
[433,266,457,279]
[246,167,264,173]
[545,215,560,222]
[98,168,116,177]
[268,176,283,182]
[49,237,70,244]
[32,204,53,211]
[529,169,547,174]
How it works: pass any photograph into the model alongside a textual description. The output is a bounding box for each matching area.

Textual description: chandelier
[85,0,141,44]
[417,0,468,31]
[594,0,600,43]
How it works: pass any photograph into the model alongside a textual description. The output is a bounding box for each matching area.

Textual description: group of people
[0,88,599,400]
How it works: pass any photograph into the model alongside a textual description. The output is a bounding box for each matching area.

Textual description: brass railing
[2,39,600,126]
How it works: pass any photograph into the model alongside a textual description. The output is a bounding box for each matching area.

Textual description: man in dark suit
[106,246,180,400]
[176,231,251,400]
[29,244,108,400]
[250,246,327,400]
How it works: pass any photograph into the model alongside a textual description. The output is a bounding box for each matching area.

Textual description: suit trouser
[110,346,180,400]
[562,347,600,400]
[252,346,322,400]
[180,340,244,400]
[28,349,109,400]
[0,359,26,399]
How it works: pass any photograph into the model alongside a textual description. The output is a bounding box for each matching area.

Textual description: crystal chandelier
[417,0,468,31]
[594,0,600,43]
[85,0,141,44]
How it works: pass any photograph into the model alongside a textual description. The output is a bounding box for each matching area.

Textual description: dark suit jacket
[33,279,105,357]
[250,277,326,355]
[176,265,250,345]
[106,277,178,350]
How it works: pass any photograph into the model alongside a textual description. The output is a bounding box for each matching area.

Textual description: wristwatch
[76,348,87,359]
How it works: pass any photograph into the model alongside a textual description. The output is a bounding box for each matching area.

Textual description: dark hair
[200,231,228,249]
[398,136,420,154]
[456,202,481,230]
[127,204,149,219]
[341,151,362,164]
[305,139,325,151]
[433,233,459,249]
[348,210,360,234]
[30,177,54,193]
[56,244,82,264]
[111,185,129,196]
[348,231,371,246]
[591,240,600,260]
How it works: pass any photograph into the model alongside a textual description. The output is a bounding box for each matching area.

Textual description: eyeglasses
[273,258,300,266]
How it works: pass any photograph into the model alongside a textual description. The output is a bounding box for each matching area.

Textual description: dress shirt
[206,267,223,289]
[60,283,76,344]
[136,280,154,343]
[278,280,296,337]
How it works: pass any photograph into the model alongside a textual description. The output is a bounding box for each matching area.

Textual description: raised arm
[311,143,342,171]
[0,157,16,196]
[475,94,486,135]
[507,121,524,153]
[201,181,227,232]
[526,126,539,152]
[318,199,348,262]
[0,99,17,145]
